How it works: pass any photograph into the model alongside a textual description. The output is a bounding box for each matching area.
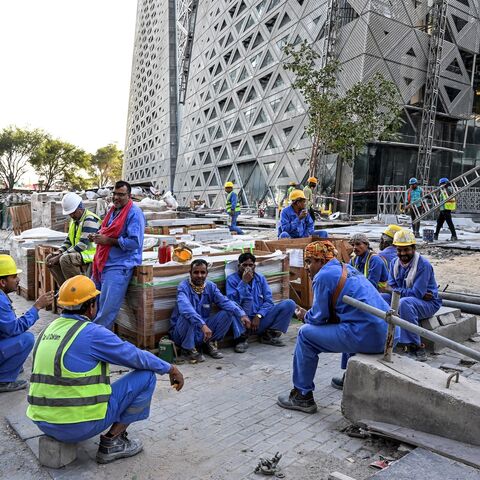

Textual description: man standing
[170,259,251,362]
[91,181,145,328]
[434,178,458,241]
[303,177,318,221]
[277,241,392,413]
[381,229,441,362]
[278,190,327,239]
[349,233,388,290]
[226,252,296,353]
[378,224,402,269]
[405,177,422,238]
[0,255,53,393]
[26,275,184,464]
[46,192,101,286]
[224,181,244,235]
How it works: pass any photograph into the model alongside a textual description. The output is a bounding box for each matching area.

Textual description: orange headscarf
[304,241,337,262]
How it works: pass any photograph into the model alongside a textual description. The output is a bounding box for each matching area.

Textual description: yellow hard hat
[289,189,306,202]
[383,224,403,239]
[224,181,234,188]
[289,181,296,186]
[172,245,193,263]
[307,177,318,184]
[57,275,100,307]
[393,229,416,247]
[0,255,22,276]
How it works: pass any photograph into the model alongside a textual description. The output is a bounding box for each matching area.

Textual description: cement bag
[162,191,178,210]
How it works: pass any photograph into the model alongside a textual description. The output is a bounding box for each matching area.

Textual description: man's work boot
[234,335,249,353]
[0,380,27,393]
[203,341,223,359]
[183,348,205,363]
[434,234,439,241]
[277,388,317,414]
[451,235,458,241]
[331,373,345,390]
[408,343,427,362]
[96,432,143,464]
[260,329,285,347]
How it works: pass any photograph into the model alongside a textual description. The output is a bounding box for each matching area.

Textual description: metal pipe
[342,295,480,362]
[441,299,480,316]
[440,292,480,306]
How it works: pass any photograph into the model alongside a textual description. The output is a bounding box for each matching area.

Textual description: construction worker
[434,178,458,241]
[378,224,403,269]
[277,241,394,413]
[46,192,101,286]
[170,259,251,362]
[303,177,318,221]
[381,229,441,362]
[91,181,145,328]
[349,233,388,290]
[0,255,53,393]
[26,275,184,464]
[226,252,296,353]
[278,190,328,239]
[224,181,244,235]
[405,177,422,238]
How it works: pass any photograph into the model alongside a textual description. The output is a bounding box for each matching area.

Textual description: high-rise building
[125,0,480,213]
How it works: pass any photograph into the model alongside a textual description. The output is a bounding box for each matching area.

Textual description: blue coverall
[382,255,441,346]
[293,259,394,395]
[378,245,397,270]
[0,291,37,383]
[226,272,295,336]
[227,192,244,235]
[33,313,171,443]
[94,205,145,328]
[350,251,388,289]
[277,205,327,239]
[170,280,246,350]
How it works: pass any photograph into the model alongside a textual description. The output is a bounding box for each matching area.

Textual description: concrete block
[435,306,461,320]
[437,312,456,326]
[422,315,477,352]
[421,316,440,330]
[38,435,77,469]
[342,354,480,446]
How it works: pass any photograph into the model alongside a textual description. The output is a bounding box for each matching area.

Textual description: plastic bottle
[158,241,168,264]
[165,244,172,262]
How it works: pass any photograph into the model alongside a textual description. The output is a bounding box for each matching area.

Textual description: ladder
[410,165,480,223]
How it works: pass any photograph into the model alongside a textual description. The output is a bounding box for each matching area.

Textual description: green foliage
[283,41,403,169]
[90,144,123,188]
[0,126,47,191]
[30,138,91,191]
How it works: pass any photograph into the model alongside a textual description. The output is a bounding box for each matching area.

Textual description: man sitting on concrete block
[26,275,184,464]
[170,259,251,362]
[277,190,327,239]
[226,252,296,352]
[0,255,53,393]
[277,241,394,413]
[380,229,441,362]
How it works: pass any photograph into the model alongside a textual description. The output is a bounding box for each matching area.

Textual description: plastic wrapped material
[162,191,178,209]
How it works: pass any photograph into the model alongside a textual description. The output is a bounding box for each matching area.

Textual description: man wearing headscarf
[378,225,403,269]
[277,241,395,413]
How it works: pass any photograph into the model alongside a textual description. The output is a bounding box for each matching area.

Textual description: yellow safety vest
[27,317,111,424]
[67,209,100,264]
[440,190,456,211]
[226,191,241,213]
[351,252,387,289]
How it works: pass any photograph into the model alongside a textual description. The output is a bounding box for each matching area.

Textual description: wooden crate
[34,245,58,312]
[9,204,32,235]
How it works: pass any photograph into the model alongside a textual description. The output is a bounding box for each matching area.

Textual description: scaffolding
[416,0,449,185]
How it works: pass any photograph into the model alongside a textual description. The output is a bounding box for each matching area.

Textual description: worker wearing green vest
[224,181,244,235]
[46,192,101,286]
[27,275,184,464]
[434,178,458,241]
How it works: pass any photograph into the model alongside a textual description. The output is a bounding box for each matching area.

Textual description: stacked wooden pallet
[9,204,32,235]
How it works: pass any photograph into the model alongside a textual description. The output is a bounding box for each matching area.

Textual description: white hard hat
[62,192,83,215]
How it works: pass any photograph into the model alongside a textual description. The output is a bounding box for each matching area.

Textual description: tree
[283,42,403,176]
[90,144,123,188]
[0,126,47,191]
[30,138,91,191]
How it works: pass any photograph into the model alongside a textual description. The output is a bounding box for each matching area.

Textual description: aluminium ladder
[410,164,480,224]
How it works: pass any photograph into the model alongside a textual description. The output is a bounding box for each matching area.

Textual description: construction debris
[254,452,284,477]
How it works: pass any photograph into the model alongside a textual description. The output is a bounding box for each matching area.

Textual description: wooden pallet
[9,204,32,235]
[34,245,58,312]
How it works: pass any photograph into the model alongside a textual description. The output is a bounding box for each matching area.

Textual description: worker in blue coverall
[224,181,244,235]
[0,255,54,393]
[278,190,328,239]
[226,252,296,353]
[378,224,403,269]
[380,229,441,362]
[26,275,184,464]
[170,259,251,362]
[91,180,145,328]
[277,241,394,413]
[349,233,388,290]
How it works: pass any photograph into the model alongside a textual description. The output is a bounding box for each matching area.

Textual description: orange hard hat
[57,275,100,307]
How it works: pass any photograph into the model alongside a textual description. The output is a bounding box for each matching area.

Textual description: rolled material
[441,299,480,316]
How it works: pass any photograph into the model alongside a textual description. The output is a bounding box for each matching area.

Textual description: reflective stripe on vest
[68,209,100,264]
[351,252,387,289]
[441,190,456,211]
[226,192,241,213]
[27,317,111,424]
